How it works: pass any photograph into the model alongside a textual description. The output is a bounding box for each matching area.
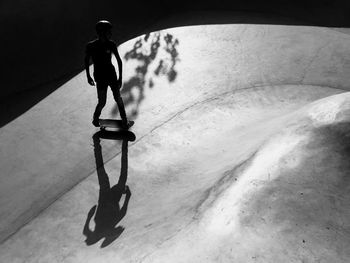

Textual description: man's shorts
[94,67,118,86]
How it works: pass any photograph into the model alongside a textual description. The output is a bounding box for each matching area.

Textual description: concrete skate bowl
[1,24,350,262]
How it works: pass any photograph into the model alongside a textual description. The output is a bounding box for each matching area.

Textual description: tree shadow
[112,32,180,118]
[83,131,135,248]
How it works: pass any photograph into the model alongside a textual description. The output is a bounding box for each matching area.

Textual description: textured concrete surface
[1,24,350,262]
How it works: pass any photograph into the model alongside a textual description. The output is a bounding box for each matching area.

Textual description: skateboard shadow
[98,129,136,142]
[83,131,135,248]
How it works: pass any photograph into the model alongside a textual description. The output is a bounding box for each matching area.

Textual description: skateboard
[99,119,134,131]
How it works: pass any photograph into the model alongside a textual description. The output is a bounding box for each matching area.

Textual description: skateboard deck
[99,119,134,130]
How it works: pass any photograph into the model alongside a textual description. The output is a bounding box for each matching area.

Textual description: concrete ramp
[142,92,350,263]
[1,24,350,262]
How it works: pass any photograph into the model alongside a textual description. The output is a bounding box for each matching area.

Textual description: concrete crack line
[300,41,332,83]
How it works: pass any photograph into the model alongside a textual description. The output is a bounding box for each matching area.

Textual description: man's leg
[110,82,128,125]
[92,82,108,127]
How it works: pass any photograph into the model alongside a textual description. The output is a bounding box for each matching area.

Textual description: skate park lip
[1,9,350,129]
[1,21,350,262]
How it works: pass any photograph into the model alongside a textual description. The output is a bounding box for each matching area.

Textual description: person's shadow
[83,130,135,248]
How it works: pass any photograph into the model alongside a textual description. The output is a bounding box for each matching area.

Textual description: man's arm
[83,205,96,236]
[113,44,123,87]
[120,186,131,217]
[85,45,95,86]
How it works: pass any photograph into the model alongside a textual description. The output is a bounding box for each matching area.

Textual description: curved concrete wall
[1,23,350,244]
[1,0,350,100]
[1,24,350,261]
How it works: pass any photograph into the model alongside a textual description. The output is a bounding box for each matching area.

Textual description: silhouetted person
[85,20,128,128]
[83,133,131,248]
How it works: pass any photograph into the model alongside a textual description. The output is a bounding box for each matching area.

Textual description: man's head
[95,20,112,39]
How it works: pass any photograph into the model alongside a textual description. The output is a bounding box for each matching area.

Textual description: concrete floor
[1,24,350,262]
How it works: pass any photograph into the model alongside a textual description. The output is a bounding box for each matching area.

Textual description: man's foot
[92,119,100,127]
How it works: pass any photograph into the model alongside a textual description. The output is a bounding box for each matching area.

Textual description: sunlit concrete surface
[1,24,350,262]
